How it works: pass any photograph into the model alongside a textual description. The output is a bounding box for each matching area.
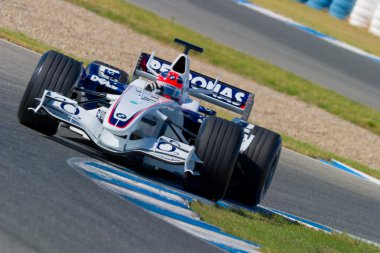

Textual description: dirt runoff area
[1,0,380,170]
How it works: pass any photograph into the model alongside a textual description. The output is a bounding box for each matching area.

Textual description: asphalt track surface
[1,40,379,252]
[127,0,380,110]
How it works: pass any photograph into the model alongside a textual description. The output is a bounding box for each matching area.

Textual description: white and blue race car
[18,38,281,206]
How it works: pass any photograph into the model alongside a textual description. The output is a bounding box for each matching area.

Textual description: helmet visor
[163,83,181,99]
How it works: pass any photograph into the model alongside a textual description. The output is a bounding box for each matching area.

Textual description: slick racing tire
[86,61,129,84]
[184,116,244,201]
[229,126,282,206]
[18,50,82,136]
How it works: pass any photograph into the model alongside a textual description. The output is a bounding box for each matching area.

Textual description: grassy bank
[1,27,379,179]
[192,202,380,253]
[65,0,380,137]
[250,0,380,57]
[0,28,53,54]
[282,135,380,179]
[0,28,88,64]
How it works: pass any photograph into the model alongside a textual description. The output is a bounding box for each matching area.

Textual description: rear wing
[133,53,254,121]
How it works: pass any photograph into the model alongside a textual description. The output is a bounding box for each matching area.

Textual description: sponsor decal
[157,142,176,152]
[90,75,119,91]
[60,102,80,115]
[139,54,249,107]
[242,124,255,150]
[198,106,216,116]
[99,65,120,80]
[156,139,181,156]
[116,113,127,120]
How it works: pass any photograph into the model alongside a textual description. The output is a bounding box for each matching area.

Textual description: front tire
[229,126,282,206]
[184,117,244,201]
[18,50,82,135]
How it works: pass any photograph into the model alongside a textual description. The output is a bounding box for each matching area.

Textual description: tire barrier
[238,1,380,63]
[296,0,380,38]
[369,3,380,36]
[307,0,333,10]
[329,0,357,19]
[349,0,379,27]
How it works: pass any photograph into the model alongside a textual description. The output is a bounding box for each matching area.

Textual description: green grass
[0,28,54,54]
[250,0,380,57]
[1,27,380,178]
[0,28,89,65]
[282,135,380,179]
[192,201,380,253]
[65,0,380,137]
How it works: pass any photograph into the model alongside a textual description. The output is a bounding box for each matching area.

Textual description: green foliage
[192,202,380,253]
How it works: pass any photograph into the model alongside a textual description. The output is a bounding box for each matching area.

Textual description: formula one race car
[18,38,281,206]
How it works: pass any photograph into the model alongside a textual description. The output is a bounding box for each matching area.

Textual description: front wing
[29,90,201,173]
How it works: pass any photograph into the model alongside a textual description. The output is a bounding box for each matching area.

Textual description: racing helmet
[156,71,183,100]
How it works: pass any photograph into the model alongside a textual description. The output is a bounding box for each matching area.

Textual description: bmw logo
[116,113,127,119]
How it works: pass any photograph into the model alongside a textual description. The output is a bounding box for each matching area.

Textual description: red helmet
[156,71,183,100]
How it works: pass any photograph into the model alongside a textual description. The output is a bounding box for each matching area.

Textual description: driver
[155,71,183,101]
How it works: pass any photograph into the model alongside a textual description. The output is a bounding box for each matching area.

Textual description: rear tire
[184,117,243,201]
[228,126,282,206]
[17,50,82,136]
